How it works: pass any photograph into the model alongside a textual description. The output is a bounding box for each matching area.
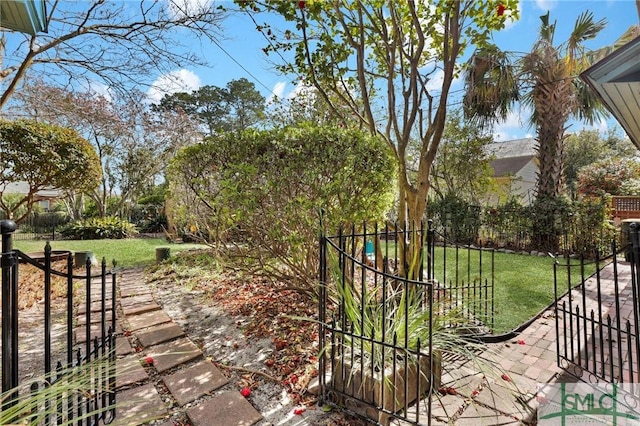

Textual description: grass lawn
[384,242,599,334]
[13,238,207,268]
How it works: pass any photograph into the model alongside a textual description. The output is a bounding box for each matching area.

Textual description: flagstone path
[86,268,264,426]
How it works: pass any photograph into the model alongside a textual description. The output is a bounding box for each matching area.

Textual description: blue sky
[147,0,639,142]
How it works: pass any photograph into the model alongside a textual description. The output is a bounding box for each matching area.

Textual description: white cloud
[267,81,287,105]
[501,2,522,31]
[534,0,557,11]
[424,68,462,93]
[287,81,313,99]
[147,69,201,103]
[79,80,113,102]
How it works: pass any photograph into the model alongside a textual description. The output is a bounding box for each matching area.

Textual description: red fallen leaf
[517,340,526,345]
[438,387,448,396]
[298,1,305,9]
[501,373,511,382]
[497,4,506,16]
[124,330,132,337]
[290,374,299,384]
[447,387,457,395]
[264,358,275,367]
[472,390,479,397]
[240,387,251,397]
[144,356,154,365]
[293,407,306,415]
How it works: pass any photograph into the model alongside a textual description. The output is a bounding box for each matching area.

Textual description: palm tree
[463,10,607,249]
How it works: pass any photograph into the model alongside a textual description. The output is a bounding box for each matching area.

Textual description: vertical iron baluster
[67,253,74,367]
[607,316,614,381]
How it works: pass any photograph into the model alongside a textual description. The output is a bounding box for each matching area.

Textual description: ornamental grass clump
[330,271,485,377]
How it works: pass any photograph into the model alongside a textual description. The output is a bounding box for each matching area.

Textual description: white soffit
[582,35,640,149]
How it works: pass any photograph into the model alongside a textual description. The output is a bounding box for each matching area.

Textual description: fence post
[1,219,19,405]
[630,222,640,273]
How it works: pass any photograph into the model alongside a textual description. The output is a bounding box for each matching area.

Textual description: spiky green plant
[0,356,116,425]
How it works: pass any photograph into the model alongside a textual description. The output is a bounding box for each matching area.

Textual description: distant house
[485,138,538,205]
[1,181,62,211]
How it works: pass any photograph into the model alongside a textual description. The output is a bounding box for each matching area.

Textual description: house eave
[0,0,48,36]
[581,33,640,150]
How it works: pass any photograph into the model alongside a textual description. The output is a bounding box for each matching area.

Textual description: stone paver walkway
[84,268,263,426]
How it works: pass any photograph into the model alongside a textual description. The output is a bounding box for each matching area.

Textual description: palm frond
[462,46,519,128]
[570,10,607,47]
[573,79,609,125]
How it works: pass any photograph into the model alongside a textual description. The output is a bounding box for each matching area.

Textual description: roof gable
[486,138,537,159]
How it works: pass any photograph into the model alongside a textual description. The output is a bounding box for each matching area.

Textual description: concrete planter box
[331,351,442,425]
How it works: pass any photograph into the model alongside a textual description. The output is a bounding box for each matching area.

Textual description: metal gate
[554,223,640,384]
[1,219,117,424]
[317,221,494,425]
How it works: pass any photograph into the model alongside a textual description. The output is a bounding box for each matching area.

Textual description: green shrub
[167,124,396,296]
[61,217,137,239]
[426,193,481,244]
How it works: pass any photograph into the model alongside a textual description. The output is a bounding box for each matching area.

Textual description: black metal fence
[0,211,70,241]
[318,222,494,425]
[1,220,117,424]
[554,224,640,384]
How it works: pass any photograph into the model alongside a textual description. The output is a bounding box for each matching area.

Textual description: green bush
[167,124,396,296]
[60,217,137,239]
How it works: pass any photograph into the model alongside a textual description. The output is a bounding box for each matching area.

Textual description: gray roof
[1,182,61,199]
[486,138,537,159]
[490,155,535,177]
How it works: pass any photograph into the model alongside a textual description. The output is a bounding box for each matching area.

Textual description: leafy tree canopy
[239,0,519,277]
[0,119,101,223]
[577,157,640,197]
[152,78,265,135]
[430,110,495,204]
[564,129,637,195]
